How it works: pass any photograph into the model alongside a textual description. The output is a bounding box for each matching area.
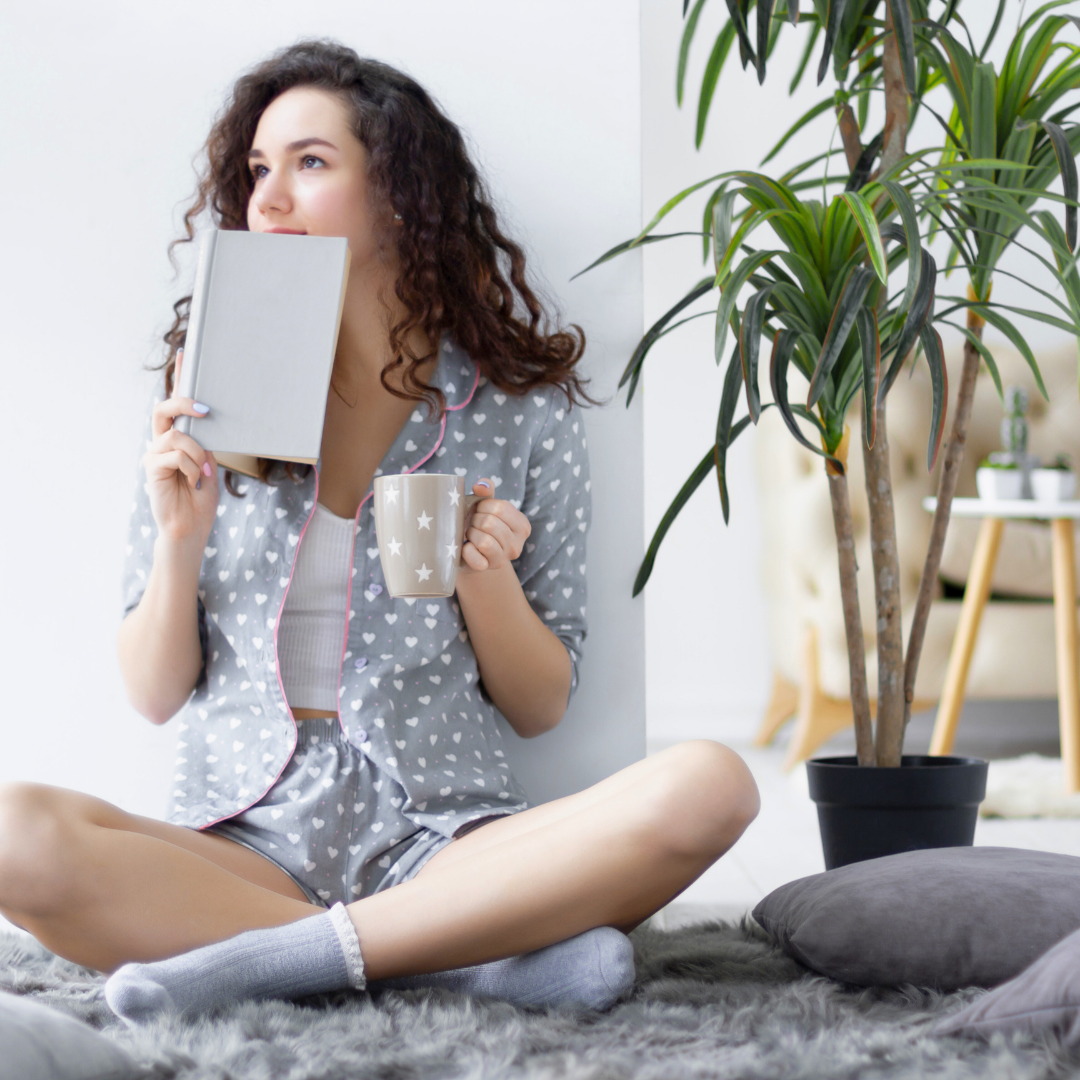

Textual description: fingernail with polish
[478,481,491,490]
[202,462,212,477]
[196,478,201,490]
[193,402,210,414]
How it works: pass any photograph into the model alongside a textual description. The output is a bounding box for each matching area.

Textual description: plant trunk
[903,312,984,727]
[862,1,910,768]
[878,4,910,177]
[864,401,906,767]
[827,428,875,766]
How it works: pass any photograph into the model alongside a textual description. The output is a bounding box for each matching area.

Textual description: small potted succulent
[976,387,1037,501]
[976,458,1024,501]
[1032,454,1077,503]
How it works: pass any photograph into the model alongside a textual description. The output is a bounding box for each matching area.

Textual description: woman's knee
[0,783,86,912]
[638,741,759,859]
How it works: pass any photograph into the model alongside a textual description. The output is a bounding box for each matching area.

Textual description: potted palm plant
[582,0,1080,867]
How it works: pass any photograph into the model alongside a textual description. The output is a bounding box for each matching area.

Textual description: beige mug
[372,474,482,598]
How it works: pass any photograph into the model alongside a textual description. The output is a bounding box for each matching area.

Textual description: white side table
[923,497,1080,792]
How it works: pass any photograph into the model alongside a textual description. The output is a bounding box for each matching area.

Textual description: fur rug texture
[980,755,1080,818]
[1,921,1075,1080]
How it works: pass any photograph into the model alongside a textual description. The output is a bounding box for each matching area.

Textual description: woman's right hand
[143,349,220,543]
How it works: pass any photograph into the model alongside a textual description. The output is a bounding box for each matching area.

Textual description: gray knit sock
[374,926,635,1010]
[104,904,365,1023]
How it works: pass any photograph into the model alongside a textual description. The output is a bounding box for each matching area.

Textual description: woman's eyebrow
[248,137,339,159]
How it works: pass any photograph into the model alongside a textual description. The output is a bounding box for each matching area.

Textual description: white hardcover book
[175,229,350,477]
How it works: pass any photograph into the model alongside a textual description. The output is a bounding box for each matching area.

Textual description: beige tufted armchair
[754,341,1080,767]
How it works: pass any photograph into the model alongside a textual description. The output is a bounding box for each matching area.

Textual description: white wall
[0,1,643,816]
[638,0,1074,748]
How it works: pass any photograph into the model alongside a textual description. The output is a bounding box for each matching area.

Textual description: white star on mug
[384,487,399,504]
[416,563,433,581]
[387,537,402,556]
[417,511,433,530]
[446,541,459,560]
[448,489,461,507]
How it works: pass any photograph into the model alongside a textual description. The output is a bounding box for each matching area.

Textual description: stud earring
[393,212,403,221]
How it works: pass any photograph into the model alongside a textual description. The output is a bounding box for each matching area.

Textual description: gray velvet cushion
[0,991,138,1080]
[752,846,1080,989]
[934,925,1080,1043]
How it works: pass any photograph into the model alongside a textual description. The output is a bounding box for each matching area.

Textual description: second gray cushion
[752,846,1080,989]
[934,924,1080,1043]
[0,990,138,1080]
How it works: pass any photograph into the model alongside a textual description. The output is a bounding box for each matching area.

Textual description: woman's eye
[301,155,326,169]
[249,164,268,180]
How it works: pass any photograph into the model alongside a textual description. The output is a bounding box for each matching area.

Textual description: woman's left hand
[460,478,532,573]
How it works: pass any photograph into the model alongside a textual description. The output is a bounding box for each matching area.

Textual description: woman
[0,41,759,1017]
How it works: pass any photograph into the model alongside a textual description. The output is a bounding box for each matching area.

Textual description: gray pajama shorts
[204,718,477,906]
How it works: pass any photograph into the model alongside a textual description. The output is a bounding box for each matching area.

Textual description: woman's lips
[264,227,307,234]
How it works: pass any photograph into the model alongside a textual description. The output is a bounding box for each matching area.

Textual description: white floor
[653,737,1080,930]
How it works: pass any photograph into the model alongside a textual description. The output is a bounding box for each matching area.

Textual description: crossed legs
[0,741,758,979]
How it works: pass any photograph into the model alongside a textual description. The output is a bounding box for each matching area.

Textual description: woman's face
[246,87,381,266]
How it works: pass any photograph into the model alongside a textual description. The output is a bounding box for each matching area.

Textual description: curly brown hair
[156,39,591,492]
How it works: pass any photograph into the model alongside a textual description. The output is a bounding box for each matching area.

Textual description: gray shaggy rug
[1,920,1075,1079]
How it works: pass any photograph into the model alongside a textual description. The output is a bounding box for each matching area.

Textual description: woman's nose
[251,167,292,218]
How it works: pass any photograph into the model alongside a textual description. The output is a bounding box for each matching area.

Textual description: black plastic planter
[806,755,989,870]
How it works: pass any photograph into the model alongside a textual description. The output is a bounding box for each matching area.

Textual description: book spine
[174,230,217,436]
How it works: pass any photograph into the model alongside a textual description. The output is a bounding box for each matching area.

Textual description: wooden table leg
[930,516,1005,756]
[1051,519,1080,794]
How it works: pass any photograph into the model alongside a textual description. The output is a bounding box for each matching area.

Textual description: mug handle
[459,493,484,564]
[463,492,483,526]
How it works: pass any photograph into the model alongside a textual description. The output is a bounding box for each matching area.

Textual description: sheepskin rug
[980,755,1080,818]
[1,920,1074,1079]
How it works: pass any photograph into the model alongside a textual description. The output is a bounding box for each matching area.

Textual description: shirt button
[354,657,368,671]
[351,729,368,746]
[367,583,383,597]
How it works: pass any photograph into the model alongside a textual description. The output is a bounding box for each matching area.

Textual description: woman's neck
[332,258,433,402]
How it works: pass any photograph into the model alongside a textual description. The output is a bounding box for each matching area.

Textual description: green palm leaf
[715,249,783,363]
[857,306,880,447]
[918,323,949,469]
[697,22,739,146]
[770,327,843,470]
[880,180,923,316]
[740,284,776,420]
[818,0,850,85]
[619,276,716,402]
[958,302,1049,399]
[840,190,889,282]
[633,443,730,597]
[808,265,876,407]
[571,233,707,280]
[678,0,710,106]
[1038,119,1079,249]
[879,248,936,402]
[716,345,747,522]
[937,319,1004,398]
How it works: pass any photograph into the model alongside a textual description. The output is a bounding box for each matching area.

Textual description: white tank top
[276,502,355,712]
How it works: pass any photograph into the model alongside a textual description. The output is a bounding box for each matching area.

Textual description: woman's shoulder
[464,376,581,440]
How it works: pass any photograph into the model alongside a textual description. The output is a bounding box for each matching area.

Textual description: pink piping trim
[197,471,320,831]
[333,358,480,742]
[198,357,482,825]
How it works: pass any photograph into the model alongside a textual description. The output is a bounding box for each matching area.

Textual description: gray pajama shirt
[122,337,591,903]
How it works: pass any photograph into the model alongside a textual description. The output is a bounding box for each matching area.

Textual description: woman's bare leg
[4,740,756,980]
[0,783,318,971]
[350,740,758,979]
